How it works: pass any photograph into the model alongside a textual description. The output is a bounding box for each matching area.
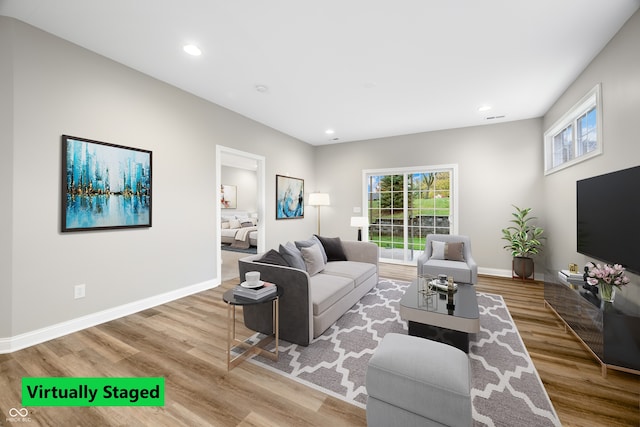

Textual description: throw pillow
[221,222,230,229]
[431,241,446,260]
[314,235,347,261]
[430,241,465,261]
[300,244,325,276]
[445,242,465,261]
[279,242,306,271]
[295,237,328,264]
[255,249,289,267]
[229,219,242,229]
[240,221,254,228]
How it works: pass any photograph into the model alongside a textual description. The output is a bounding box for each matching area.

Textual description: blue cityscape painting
[276,175,304,219]
[62,135,152,232]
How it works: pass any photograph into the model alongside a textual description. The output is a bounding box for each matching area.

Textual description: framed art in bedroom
[61,135,152,232]
[275,174,304,219]
[220,184,237,209]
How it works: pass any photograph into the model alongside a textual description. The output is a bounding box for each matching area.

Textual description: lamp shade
[350,216,369,227]
[309,193,330,206]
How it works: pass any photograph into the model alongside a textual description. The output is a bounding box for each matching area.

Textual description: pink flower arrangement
[585,262,630,288]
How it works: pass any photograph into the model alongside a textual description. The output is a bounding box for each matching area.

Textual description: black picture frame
[61,135,152,232]
[275,174,304,219]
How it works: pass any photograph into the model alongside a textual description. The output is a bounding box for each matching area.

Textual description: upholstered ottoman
[366,333,472,427]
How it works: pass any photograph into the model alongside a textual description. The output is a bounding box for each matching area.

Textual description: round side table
[222,286,283,371]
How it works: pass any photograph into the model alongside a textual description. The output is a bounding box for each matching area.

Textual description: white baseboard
[479,267,544,282]
[0,278,221,354]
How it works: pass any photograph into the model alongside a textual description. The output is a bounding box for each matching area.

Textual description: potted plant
[501,205,544,279]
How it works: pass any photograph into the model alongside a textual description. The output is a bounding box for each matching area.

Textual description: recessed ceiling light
[255,84,269,93]
[478,105,492,112]
[183,44,202,56]
[325,129,335,135]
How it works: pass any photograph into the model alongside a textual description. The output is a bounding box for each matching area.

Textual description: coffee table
[399,279,480,352]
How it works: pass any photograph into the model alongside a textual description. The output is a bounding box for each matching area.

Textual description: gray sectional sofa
[238,238,379,346]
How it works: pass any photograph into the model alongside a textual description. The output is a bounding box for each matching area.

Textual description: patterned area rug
[248,278,560,426]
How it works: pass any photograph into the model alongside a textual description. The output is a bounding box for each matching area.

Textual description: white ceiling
[1,0,639,145]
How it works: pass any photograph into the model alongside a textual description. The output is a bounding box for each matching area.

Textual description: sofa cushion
[279,242,306,271]
[295,237,328,264]
[315,235,348,261]
[255,249,289,267]
[322,261,377,287]
[309,274,353,315]
[423,259,472,284]
[300,244,325,276]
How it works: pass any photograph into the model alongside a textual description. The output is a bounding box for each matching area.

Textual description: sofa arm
[341,240,379,266]
[416,253,428,276]
[238,256,314,346]
[466,254,478,284]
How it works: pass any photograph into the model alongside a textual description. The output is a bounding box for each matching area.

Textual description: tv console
[544,269,640,377]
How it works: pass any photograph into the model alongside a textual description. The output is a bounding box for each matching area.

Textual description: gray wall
[542,9,640,303]
[1,17,317,341]
[315,119,544,276]
[0,20,14,339]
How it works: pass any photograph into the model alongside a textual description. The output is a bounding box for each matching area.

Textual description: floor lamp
[309,193,330,235]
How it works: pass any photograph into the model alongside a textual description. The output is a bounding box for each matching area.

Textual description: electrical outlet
[74,284,86,299]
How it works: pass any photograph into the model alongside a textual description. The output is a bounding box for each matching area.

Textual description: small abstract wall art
[276,174,304,219]
[220,184,237,209]
[61,135,152,232]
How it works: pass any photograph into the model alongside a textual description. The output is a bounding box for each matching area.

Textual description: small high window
[544,84,602,174]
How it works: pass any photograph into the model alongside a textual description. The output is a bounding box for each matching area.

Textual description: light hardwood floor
[0,264,637,426]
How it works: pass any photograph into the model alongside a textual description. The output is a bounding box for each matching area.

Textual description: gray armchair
[416,234,477,284]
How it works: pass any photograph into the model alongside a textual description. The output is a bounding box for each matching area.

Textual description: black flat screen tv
[576,165,640,274]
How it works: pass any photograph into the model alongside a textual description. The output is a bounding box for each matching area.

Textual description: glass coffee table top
[400,279,480,333]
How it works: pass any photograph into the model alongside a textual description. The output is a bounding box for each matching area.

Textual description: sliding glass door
[364,166,457,264]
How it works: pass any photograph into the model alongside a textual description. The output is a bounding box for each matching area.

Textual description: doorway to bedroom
[216,146,266,281]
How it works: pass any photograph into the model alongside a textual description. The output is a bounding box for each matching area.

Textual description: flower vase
[598,283,615,303]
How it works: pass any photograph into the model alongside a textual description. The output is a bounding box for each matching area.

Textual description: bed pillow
[300,244,325,276]
[279,242,306,271]
[314,235,348,261]
[255,249,289,267]
[240,221,254,227]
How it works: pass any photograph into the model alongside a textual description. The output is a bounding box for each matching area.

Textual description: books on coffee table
[233,282,277,300]
[428,279,458,293]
